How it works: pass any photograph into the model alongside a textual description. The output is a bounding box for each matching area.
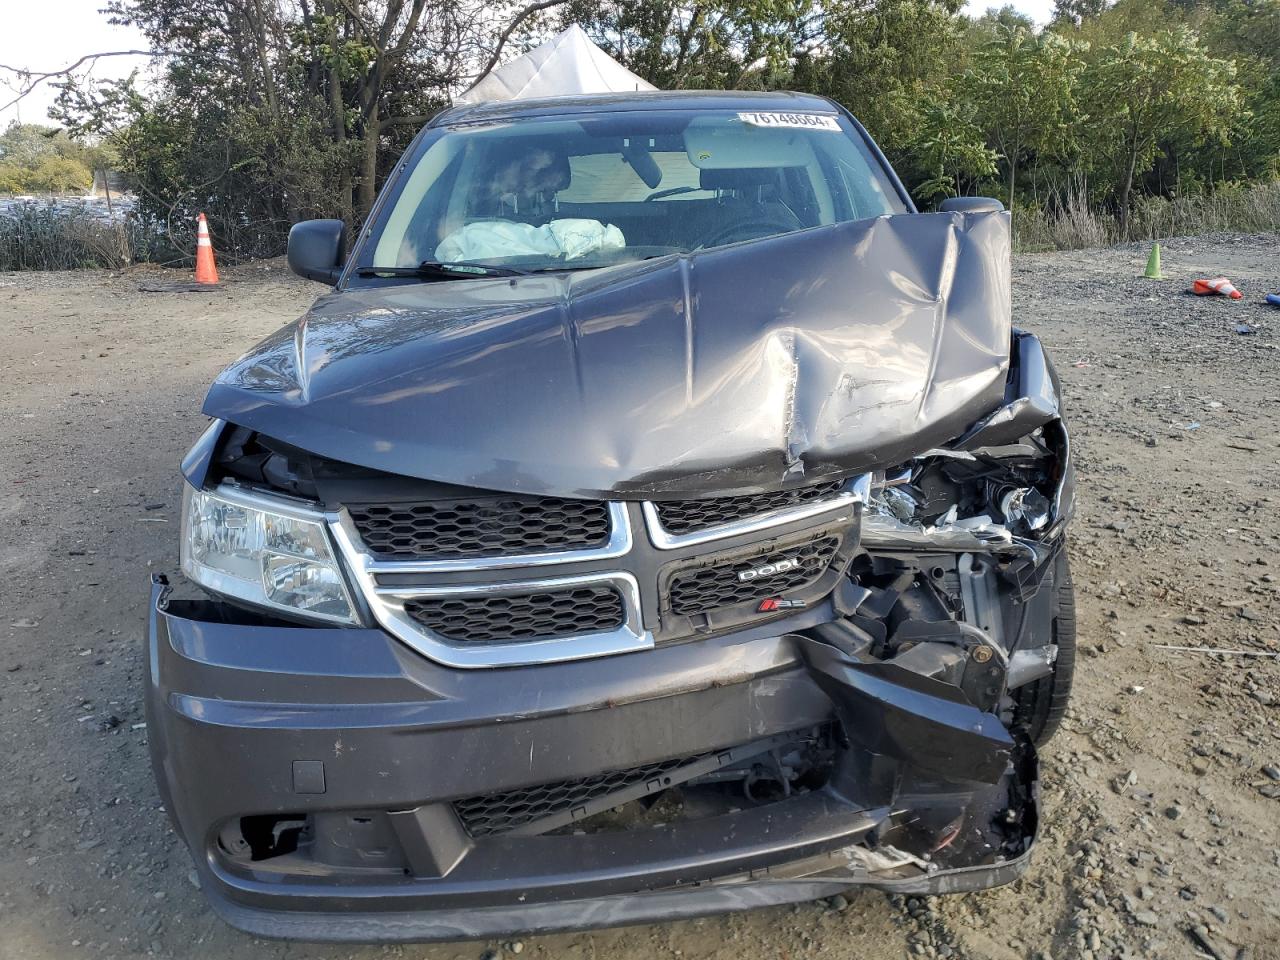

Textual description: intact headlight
[180,483,358,624]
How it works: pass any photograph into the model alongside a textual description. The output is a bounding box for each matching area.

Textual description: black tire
[1013,550,1076,746]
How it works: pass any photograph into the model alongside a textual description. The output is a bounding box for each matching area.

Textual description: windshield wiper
[521,253,675,274]
[357,260,530,279]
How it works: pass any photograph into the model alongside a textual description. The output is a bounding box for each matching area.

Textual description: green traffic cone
[1144,243,1164,280]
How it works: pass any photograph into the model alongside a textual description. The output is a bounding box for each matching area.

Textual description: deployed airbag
[204,211,1013,498]
[436,219,626,263]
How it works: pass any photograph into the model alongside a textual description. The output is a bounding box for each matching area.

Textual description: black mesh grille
[454,755,705,837]
[655,481,845,535]
[347,496,611,559]
[402,585,625,645]
[668,537,841,616]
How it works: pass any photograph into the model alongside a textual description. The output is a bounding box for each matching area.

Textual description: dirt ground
[2,234,1278,960]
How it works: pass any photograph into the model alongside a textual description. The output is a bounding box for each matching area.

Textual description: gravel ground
[1,235,1278,960]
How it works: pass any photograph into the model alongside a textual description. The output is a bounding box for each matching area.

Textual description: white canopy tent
[456,24,657,105]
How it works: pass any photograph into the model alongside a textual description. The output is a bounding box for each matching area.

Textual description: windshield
[360,108,907,274]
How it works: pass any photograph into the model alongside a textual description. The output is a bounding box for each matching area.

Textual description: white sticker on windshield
[737,112,841,131]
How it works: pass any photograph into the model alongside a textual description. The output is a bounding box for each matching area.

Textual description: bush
[0,162,26,194]
[0,201,171,270]
[1126,181,1280,238]
[23,155,94,194]
[1013,180,1280,251]
[1013,190,1114,251]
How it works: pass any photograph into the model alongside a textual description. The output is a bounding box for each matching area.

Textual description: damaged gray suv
[147,90,1075,941]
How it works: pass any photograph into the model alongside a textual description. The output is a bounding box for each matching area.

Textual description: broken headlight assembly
[180,483,358,624]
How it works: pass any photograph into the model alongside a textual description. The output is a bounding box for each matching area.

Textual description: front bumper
[146,577,1039,942]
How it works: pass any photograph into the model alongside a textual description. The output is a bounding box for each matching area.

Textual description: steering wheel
[691,216,801,250]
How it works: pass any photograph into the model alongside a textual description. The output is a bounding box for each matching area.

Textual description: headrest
[522,145,572,194]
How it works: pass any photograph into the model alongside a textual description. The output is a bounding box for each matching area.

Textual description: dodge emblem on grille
[736,557,800,582]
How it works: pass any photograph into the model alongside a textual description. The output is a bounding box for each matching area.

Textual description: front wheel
[1012,549,1076,746]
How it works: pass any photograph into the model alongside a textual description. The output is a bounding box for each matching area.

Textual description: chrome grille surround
[402,583,627,645]
[328,475,869,668]
[330,510,649,668]
[331,502,632,574]
[642,475,870,550]
[653,482,845,535]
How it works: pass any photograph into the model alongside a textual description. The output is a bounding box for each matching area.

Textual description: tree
[796,0,967,187]
[25,155,94,193]
[1081,26,1240,228]
[0,122,98,194]
[0,163,27,193]
[1198,0,1280,180]
[967,27,1084,208]
[3,0,1275,258]
[95,0,477,218]
[910,98,999,201]
[966,4,1034,37]
[1053,0,1108,28]
[49,0,561,258]
[562,0,822,90]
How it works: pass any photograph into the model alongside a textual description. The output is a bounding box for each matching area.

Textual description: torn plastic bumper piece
[202,834,1040,942]
[148,578,1039,942]
[797,636,1014,785]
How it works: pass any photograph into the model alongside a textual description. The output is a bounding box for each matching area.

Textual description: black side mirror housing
[287,219,348,284]
[938,197,1005,214]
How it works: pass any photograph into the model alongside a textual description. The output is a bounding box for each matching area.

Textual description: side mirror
[287,219,347,284]
[938,197,1005,214]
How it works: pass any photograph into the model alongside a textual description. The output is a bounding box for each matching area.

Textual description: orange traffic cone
[1190,276,1241,299]
[194,213,219,285]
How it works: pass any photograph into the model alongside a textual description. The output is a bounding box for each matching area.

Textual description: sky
[1,0,1057,129]
[0,0,150,128]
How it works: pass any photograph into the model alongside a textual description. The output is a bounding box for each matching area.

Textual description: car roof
[431,90,840,127]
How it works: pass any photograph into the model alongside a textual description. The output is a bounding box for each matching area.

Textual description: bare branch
[469,0,570,91]
[0,49,172,114]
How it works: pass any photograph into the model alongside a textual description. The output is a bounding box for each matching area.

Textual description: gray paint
[203,211,1012,498]
[148,578,1039,941]
[158,93,1062,940]
[199,842,1035,942]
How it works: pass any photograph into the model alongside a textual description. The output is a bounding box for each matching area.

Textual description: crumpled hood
[204,212,1012,498]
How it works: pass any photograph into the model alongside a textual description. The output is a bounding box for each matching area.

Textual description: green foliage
[23,0,1279,270]
[911,99,1000,200]
[1199,0,1280,180]
[1052,0,1108,28]
[570,0,1274,230]
[1080,26,1240,222]
[560,0,821,89]
[966,27,1084,206]
[98,90,354,259]
[54,0,459,259]
[0,163,28,193]
[0,201,166,270]
[0,123,98,194]
[812,0,966,157]
[969,4,1036,33]
[24,155,94,193]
